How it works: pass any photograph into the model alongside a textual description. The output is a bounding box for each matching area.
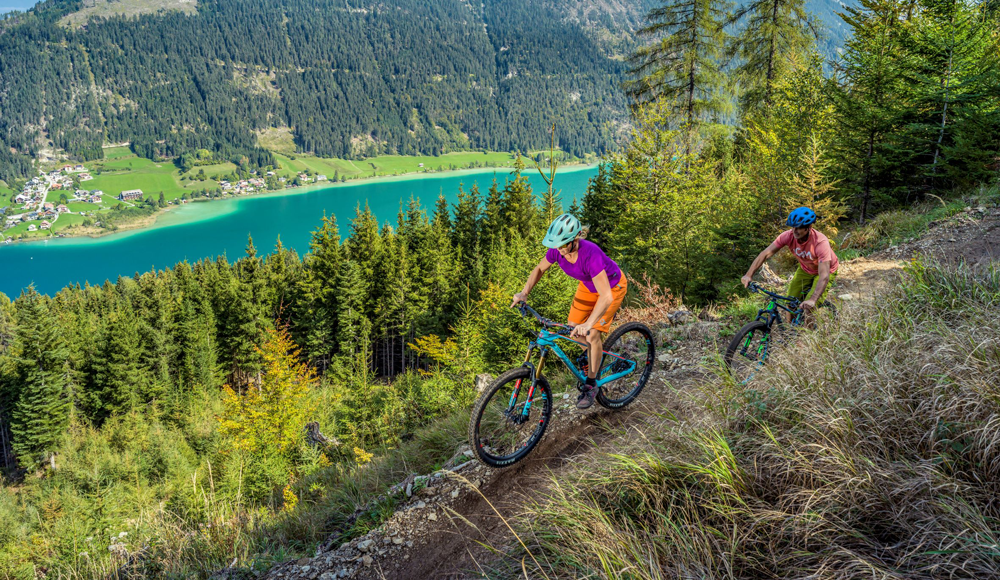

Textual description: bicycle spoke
[598,324,654,407]
[475,379,546,460]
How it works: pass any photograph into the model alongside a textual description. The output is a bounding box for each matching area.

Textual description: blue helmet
[786,207,817,228]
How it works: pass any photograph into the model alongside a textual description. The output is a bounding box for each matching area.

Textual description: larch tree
[626,0,731,155]
[728,0,818,118]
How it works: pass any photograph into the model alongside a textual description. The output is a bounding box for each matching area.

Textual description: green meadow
[9,146,574,242]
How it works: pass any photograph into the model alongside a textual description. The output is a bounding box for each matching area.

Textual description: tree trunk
[861,131,875,224]
[930,34,954,178]
[765,0,780,107]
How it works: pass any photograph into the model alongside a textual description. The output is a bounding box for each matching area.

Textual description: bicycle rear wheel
[468,367,552,468]
[724,320,772,385]
[596,322,656,409]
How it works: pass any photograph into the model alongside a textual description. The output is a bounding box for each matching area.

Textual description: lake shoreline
[3,161,599,248]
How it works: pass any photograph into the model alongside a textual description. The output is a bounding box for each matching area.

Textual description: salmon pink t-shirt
[545,240,622,293]
[773,229,839,275]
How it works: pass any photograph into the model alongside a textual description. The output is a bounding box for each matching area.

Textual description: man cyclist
[742,207,839,321]
[511,214,627,410]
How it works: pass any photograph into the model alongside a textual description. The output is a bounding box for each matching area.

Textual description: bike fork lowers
[508,348,548,422]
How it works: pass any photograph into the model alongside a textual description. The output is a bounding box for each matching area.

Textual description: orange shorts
[567,274,628,334]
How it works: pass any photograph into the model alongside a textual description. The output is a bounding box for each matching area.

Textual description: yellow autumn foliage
[218,326,317,457]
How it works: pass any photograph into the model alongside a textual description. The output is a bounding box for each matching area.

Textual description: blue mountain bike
[724,281,837,384]
[468,303,655,468]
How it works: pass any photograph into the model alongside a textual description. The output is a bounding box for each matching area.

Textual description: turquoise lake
[0,165,599,297]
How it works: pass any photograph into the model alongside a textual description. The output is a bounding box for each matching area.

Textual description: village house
[15,194,30,204]
[57,205,69,213]
[89,195,103,204]
[79,173,93,181]
[118,189,143,201]
[27,224,37,232]
[43,202,54,211]
[317,175,328,181]
[40,221,50,230]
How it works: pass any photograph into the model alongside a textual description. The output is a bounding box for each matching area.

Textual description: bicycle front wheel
[596,322,656,409]
[468,367,552,468]
[724,320,772,384]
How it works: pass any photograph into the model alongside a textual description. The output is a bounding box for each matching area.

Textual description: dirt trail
[255,206,998,580]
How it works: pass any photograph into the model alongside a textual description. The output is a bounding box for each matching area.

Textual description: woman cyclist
[511,214,628,409]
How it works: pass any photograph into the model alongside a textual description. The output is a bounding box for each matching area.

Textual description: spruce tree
[499,157,538,242]
[832,0,907,221]
[294,215,343,368]
[896,0,1000,188]
[10,289,70,471]
[84,308,153,423]
[334,260,372,360]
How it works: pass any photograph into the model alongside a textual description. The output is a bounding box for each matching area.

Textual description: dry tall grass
[520,261,1000,579]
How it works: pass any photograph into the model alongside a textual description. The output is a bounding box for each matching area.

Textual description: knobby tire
[468,367,552,469]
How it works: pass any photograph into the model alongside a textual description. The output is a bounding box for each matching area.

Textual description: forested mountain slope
[0,0,660,181]
[0,0,859,183]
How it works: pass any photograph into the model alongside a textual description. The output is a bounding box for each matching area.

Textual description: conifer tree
[451,184,483,302]
[728,0,818,117]
[84,308,154,423]
[627,0,732,152]
[499,157,538,242]
[832,0,907,221]
[172,262,218,394]
[334,260,372,360]
[480,179,505,251]
[9,289,70,471]
[294,215,342,368]
[897,0,1000,187]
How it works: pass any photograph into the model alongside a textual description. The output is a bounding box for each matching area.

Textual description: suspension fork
[507,345,539,410]
[511,349,548,420]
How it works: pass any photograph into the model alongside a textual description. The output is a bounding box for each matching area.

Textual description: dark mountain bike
[724,282,837,384]
[468,303,655,468]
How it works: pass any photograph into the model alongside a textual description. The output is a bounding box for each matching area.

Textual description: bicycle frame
[505,306,638,422]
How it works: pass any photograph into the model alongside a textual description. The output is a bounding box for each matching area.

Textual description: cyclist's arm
[512,257,553,306]
[742,243,781,286]
[582,271,613,329]
[803,261,831,308]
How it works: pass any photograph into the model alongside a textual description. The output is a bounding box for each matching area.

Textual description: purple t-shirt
[545,240,622,293]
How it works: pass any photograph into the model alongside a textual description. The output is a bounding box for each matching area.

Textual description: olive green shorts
[787,266,837,304]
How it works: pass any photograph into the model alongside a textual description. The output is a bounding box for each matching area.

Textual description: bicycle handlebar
[516,302,572,334]
[747,281,800,307]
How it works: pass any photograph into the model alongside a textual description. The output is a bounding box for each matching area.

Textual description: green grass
[180,162,239,181]
[51,214,88,232]
[272,151,519,181]
[102,146,134,160]
[2,221,54,239]
[839,187,1000,253]
[66,202,102,213]
[86,158,185,202]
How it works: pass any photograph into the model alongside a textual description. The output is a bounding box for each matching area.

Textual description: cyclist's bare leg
[585,329,602,380]
[566,322,603,379]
